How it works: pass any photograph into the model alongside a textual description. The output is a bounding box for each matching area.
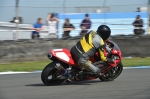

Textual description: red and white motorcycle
[41,40,123,86]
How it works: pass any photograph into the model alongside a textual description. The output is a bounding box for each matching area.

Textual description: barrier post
[12,30,17,40]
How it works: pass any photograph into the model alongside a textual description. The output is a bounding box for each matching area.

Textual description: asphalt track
[0,68,150,99]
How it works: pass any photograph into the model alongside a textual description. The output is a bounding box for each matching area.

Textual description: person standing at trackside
[30,18,44,39]
[46,13,60,38]
[132,15,145,35]
[63,18,75,37]
[80,14,92,36]
[136,7,141,12]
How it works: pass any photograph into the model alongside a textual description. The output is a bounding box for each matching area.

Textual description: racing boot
[93,67,101,77]
[82,61,101,76]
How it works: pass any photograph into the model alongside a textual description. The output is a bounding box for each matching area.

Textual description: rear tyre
[41,62,65,86]
[99,62,123,81]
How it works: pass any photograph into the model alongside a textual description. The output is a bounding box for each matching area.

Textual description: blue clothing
[32,22,43,35]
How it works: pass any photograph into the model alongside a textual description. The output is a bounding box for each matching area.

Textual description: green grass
[0,60,51,72]
[0,58,150,72]
[122,57,150,67]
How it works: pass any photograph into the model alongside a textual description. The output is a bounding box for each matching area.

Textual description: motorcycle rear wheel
[41,62,65,86]
[99,62,123,81]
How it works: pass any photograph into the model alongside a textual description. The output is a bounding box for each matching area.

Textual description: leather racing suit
[71,30,107,74]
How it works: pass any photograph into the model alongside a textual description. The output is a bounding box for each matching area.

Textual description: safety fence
[0,27,149,40]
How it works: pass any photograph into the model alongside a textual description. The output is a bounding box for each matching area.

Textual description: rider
[70,25,113,75]
[61,25,113,80]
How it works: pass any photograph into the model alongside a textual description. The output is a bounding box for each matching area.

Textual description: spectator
[136,7,141,12]
[46,13,60,38]
[132,15,145,35]
[80,14,92,36]
[30,18,44,39]
[63,18,75,37]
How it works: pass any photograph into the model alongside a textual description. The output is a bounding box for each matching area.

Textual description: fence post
[15,0,19,40]
[148,0,150,34]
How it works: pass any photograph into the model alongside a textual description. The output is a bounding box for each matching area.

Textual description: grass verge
[122,57,150,67]
[0,58,150,72]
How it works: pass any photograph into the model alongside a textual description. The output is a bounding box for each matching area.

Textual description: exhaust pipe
[55,63,70,78]
[47,53,52,59]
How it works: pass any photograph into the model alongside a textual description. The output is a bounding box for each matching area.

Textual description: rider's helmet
[96,25,111,40]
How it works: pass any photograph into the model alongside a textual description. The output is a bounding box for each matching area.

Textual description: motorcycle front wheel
[41,62,65,86]
[99,62,123,81]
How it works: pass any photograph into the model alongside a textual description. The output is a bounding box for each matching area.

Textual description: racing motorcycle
[41,40,123,86]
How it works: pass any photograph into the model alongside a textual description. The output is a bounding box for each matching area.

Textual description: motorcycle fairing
[50,48,75,65]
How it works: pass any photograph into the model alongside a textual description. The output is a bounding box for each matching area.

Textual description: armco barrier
[0,35,150,63]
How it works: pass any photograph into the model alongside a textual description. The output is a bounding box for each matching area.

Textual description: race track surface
[0,68,150,99]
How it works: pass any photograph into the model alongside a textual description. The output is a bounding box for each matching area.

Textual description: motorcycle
[41,40,123,86]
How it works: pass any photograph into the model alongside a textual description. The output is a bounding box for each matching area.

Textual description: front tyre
[41,62,65,86]
[99,62,123,81]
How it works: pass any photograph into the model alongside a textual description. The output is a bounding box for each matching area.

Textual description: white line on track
[0,71,31,75]
[0,66,150,75]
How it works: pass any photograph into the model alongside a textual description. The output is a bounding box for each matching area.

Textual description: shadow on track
[25,80,104,87]
[26,84,45,87]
